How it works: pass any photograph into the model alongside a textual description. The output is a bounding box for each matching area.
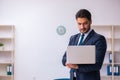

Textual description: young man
[62,9,107,80]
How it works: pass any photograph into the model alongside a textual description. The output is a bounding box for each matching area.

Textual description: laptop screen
[66,45,95,64]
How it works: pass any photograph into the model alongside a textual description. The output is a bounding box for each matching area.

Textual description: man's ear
[90,20,92,24]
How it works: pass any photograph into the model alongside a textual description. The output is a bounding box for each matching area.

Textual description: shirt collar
[80,29,92,36]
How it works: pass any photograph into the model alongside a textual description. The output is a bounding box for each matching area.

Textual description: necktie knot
[79,34,85,45]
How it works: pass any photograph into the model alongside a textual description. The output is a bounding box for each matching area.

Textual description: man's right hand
[66,63,78,69]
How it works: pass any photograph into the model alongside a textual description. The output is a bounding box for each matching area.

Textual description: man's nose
[81,24,84,28]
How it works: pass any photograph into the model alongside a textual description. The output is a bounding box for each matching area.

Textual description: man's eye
[84,22,88,25]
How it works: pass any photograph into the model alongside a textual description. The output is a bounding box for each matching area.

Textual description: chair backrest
[54,78,70,80]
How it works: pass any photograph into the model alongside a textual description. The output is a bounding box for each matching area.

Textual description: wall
[0,0,120,80]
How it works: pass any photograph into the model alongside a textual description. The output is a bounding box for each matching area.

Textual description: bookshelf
[0,25,15,80]
[92,25,120,80]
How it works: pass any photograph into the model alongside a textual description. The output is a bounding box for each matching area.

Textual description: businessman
[62,9,107,80]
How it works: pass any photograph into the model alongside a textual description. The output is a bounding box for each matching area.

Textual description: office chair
[54,78,70,80]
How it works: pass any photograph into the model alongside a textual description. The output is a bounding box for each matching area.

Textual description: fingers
[66,63,78,69]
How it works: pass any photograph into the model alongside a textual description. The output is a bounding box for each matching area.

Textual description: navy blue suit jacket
[62,30,107,80]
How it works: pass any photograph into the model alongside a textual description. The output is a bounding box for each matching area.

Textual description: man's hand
[66,63,78,69]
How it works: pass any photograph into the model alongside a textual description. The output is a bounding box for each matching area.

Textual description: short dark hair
[75,9,91,21]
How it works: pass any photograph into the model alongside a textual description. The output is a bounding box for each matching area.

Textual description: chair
[54,78,70,80]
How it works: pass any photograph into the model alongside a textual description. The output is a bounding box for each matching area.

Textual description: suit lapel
[82,30,95,45]
[75,33,80,45]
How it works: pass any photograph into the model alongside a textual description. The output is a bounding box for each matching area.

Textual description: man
[62,9,107,80]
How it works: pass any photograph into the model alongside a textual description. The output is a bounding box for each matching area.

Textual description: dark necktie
[79,34,85,45]
[73,34,85,79]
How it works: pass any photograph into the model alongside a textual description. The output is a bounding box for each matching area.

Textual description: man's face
[76,18,92,33]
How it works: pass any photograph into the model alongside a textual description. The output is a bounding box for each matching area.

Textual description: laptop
[66,45,95,64]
